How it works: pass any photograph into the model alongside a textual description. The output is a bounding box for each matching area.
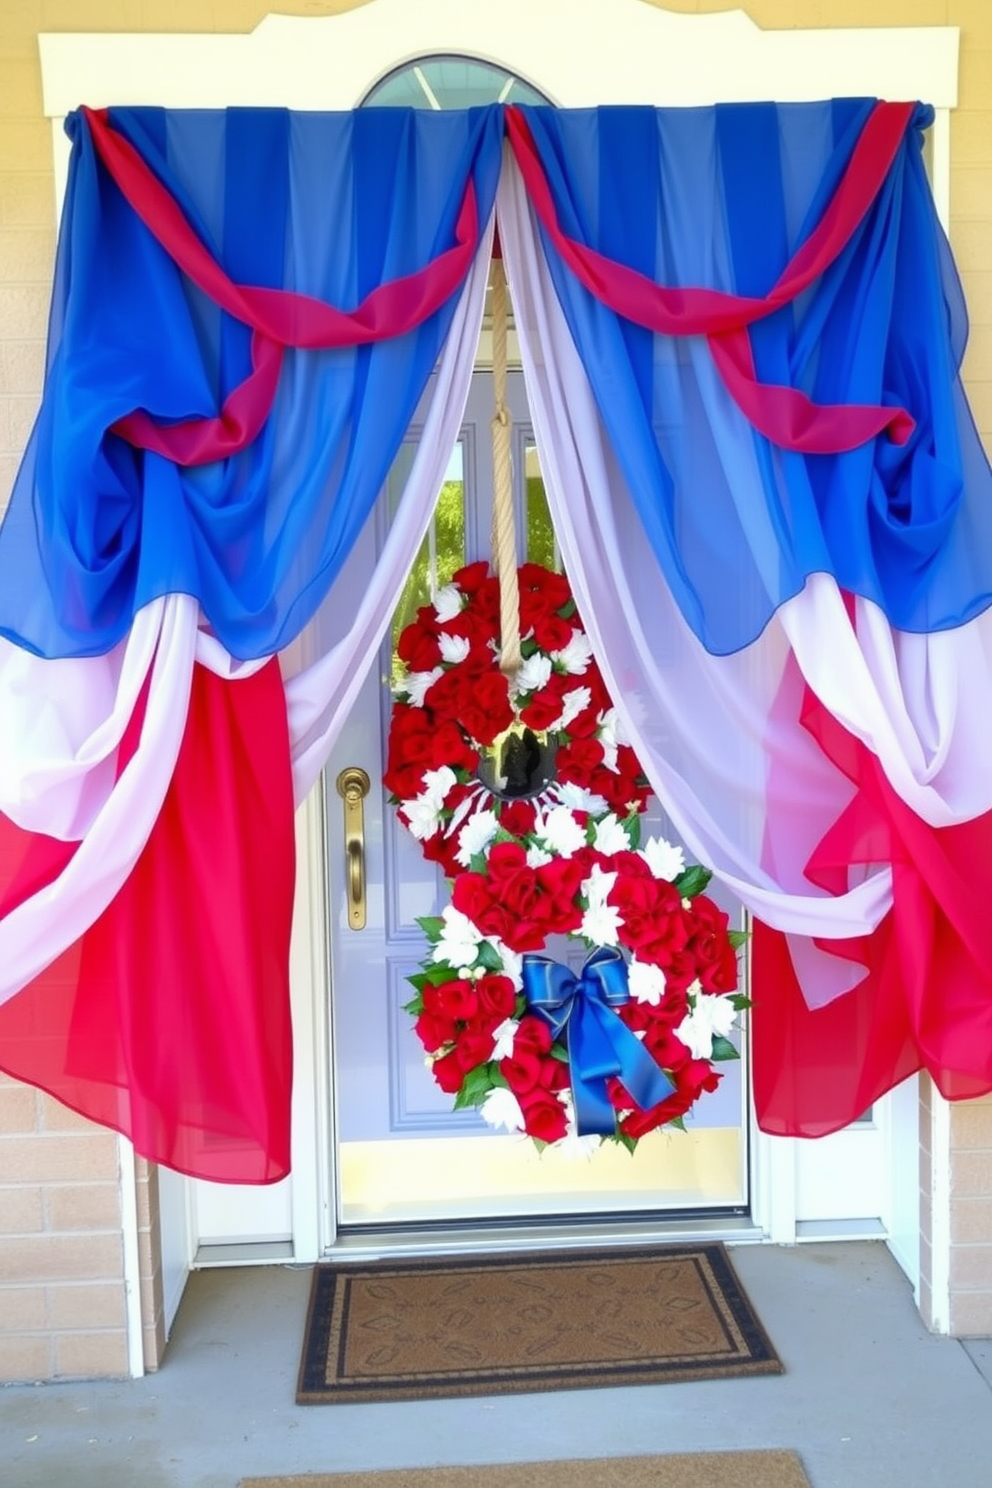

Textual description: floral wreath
[385,561,652,877]
[404,811,749,1151]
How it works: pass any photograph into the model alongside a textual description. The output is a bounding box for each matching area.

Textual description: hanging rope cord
[490,256,522,678]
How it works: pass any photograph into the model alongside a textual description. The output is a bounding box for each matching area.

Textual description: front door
[325,372,750,1229]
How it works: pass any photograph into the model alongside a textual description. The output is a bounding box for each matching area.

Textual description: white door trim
[45,0,959,1287]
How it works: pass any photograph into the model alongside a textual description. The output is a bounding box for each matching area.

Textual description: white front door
[325,372,750,1230]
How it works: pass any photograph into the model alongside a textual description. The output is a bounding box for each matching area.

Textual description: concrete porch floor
[2,1241,992,1488]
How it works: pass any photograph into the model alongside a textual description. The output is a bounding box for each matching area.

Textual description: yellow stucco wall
[0,0,991,1377]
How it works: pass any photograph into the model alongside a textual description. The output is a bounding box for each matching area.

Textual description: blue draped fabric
[519,101,992,654]
[1,101,989,661]
[0,106,503,660]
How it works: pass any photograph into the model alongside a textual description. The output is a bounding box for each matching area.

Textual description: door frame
[38,0,960,1336]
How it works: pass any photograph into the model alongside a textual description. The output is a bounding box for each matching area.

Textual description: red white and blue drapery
[1,100,990,1181]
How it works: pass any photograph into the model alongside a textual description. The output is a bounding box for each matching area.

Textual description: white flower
[580,862,622,945]
[554,781,610,816]
[581,900,624,946]
[491,1017,520,1061]
[582,861,617,909]
[432,905,484,968]
[404,794,446,840]
[628,957,666,1006]
[526,844,554,869]
[532,804,587,858]
[433,584,465,623]
[641,835,686,882]
[480,1086,526,1133]
[595,707,629,773]
[552,630,594,675]
[597,706,630,748]
[438,632,471,665]
[675,990,738,1060]
[405,763,457,835]
[550,685,592,732]
[422,765,457,802]
[489,939,524,990]
[513,652,553,696]
[401,666,443,708]
[593,813,631,856]
[454,808,499,867]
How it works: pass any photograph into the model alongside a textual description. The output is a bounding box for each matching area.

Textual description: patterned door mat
[297,1242,782,1404]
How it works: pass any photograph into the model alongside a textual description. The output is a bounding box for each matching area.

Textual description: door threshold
[325,1213,762,1262]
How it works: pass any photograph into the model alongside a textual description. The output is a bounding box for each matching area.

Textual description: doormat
[240,1451,811,1488]
[296,1242,781,1404]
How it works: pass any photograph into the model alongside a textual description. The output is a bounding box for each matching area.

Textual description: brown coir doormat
[296,1243,781,1404]
[240,1451,811,1488]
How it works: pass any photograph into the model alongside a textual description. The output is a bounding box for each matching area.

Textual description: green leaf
[453,1085,487,1111]
[710,1036,740,1061]
[612,1130,638,1155]
[416,915,446,941]
[489,1066,510,1089]
[469,852,489,875]
[674,865,713,898]
[549,1043,570,1064]
[666,1115,688,1133]
[406,972,429,994]
[727,929,751,949]
[731,993,752,1012]
[453,1064,498,1110]
[520,637,539,659]
[557,599,577,620]
[401,994,424,1015]
[476,941,505,972]
[621,813,641,850]
[423,963,460,986]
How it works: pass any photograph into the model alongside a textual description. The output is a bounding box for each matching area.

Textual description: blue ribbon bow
[521,947,675,1137]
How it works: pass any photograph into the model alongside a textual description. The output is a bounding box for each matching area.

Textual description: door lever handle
[336,767,371,930]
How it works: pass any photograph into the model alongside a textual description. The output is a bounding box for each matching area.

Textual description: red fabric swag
[0,659,296,1183]
[504,100,916,454]
[753,688,992,1136]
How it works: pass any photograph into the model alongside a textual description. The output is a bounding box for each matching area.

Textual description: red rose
[610,876,689,965]
[460,672,514,746]
[396,613,442,672]
[429,721,479,775]
[514,1015,554,1056]
[496,799,537,838]
[520,688,565,732]
[698,946,740,994]
[518,1087,569,1144]
[451,561,490,594]
[451,872,500,928]
[454,1020,499,1071]
[414,1010,457,1053]
[657,948,698,993]
[533,615,576,653]
[475,975,518,1023]
[557,738,604,781]
[423,667,473,722]
[500,1047,545,1094]
[431,1049,467,1095]
[422,979,478,1023]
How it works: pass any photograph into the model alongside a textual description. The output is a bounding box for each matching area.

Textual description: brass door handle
[336,767,371,930]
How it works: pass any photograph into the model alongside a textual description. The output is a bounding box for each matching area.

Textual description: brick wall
[1,0,992,1380]
[0,1076,128,1380]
